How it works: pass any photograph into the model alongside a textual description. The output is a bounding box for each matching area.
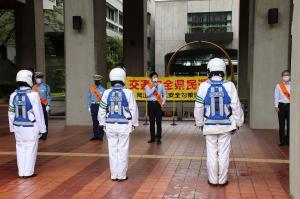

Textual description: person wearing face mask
[87,74,106,141]
[274,70,291,146]
[8,70,46,178]
[145,72,167,144]
[194,58,244,186]
[33,72,51,140]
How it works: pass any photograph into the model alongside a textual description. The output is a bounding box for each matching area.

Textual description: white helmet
[109,67,126,83]
[16,70,33,87]
[207,58,226,73]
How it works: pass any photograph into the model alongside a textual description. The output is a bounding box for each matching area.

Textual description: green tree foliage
[44,0,64,32]
[44,0,64,57]
[0,0,64,48]
[51,69,65,93]
[106,36,123,70]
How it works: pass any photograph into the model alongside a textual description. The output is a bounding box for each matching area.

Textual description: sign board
[126,76,208,101]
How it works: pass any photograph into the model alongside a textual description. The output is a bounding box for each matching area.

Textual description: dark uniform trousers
[91,104,104,138]
[278,102,290,145]
[148,101,162,141]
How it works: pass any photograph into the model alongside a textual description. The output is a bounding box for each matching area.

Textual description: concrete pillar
[123,0,147,76]
[238,0,250,99]
[15,0,45,73]
[64,0,106,125]
[94,0,107,83]
[248,0,290,129]
[290,1,300,198]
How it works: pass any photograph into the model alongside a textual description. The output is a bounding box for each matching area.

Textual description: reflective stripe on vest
[204,80,232,125]
[90,85,102,102]
[279,82,290,101]
[147,83,163,107]
[33,84,48,105]
[13,89,34,127]
[106,87,130,124]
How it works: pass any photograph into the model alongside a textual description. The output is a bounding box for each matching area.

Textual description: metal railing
[188,24,232,33]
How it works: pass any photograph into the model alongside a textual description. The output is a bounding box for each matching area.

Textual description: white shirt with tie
[274,81,291,108]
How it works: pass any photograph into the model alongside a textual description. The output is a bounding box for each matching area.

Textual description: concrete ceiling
[0,0,25,9]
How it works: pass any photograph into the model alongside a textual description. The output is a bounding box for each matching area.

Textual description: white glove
[46,106,50,112]
[230,127,239,135]
[88,108,91,113]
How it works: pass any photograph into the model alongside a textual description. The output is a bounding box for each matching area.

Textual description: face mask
[95,81,100,86]
[152,78,158,83]
[282,76,290,82]
[36,78,42,84]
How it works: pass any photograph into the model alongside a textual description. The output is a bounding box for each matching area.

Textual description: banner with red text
[126,76,208,101]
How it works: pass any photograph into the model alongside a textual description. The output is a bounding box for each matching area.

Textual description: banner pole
[143,99,149,125]
[143,72,150,125]
[171,72,177,126]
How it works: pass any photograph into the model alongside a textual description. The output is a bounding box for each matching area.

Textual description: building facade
[147,0,156,73]
[155,0,239,76]
[106,0,123,38]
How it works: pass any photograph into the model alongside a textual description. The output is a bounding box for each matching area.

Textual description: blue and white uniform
[8,87,46,177]
[194,75,244,185]
[34,83,51,107]
[87,84,105,139]
[98,85,139,180]
[86,85,105,108]
[34,82,51,138]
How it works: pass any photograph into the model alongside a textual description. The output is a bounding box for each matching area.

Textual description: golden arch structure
[165,41,235,81]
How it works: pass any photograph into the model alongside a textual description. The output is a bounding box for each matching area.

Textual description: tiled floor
[0,106,289,198]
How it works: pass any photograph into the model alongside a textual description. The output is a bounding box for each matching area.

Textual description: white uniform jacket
[98,88,139,128]
[8,87,47,134]
[194,78,244,135]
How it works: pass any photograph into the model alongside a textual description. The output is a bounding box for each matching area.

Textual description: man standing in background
[87,75,105,141]
[33,72,51,140]
[145,72,167,144]
[274,70,291,146]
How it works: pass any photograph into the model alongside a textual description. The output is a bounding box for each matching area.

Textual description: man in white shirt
[274,70,291,146]
[145,72,167,144]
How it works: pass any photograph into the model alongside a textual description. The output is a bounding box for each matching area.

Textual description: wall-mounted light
[73,16,82,30]
[268,8,279,25]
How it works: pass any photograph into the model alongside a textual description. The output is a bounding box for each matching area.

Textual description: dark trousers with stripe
[278,103,290,145]
[91,104,104,138]
[41,104,48,136]
[148,101,162,141]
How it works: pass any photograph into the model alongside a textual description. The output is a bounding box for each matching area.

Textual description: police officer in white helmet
[194,58,244,185]
[8,70,46,178]
[98,67,139,181]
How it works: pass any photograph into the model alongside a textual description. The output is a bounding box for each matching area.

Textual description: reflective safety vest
[204,80,232,125]
[13,89,34,127]
[106,87,131,124]
[33,84,48,106]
